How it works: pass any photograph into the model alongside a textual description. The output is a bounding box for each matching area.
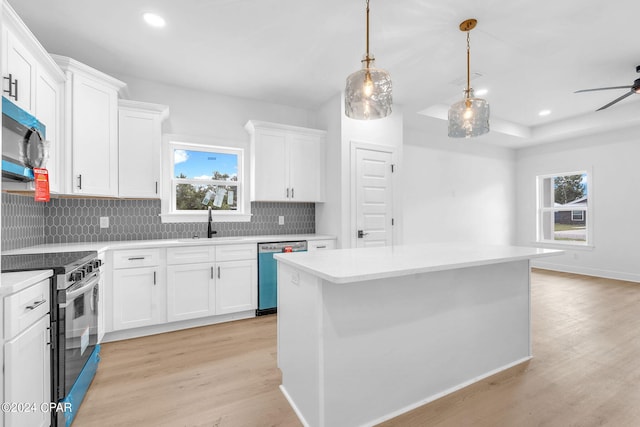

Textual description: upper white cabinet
[2,1,66,193]
[118,100,169,198]
[245,120,326,202]
[2,25,35,112]
[34,68,64,193]
[53,55,126,197]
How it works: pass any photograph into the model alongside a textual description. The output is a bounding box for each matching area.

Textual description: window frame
[535,170,592,248]
[160,134,252,223]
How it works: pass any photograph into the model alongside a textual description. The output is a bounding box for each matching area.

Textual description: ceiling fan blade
[595,90,635,111]
[574,86,633,93]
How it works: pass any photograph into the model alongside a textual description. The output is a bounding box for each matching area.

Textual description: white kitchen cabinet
[307,239,336,251]
[245,120,326,202]
[53,55,126,197]
[166,246,216,322]
[215,244,257,314]
[2,1,66,194]
[167,263,216,321]
[112,249,164,331]
[2,26,36,113]
[118,100,169,198]
[34,68,64,193]
[2,276,51,427]
[216,259,256,314]
[166,244,256,321]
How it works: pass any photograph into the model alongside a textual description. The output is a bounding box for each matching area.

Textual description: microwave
[2,96,47,182]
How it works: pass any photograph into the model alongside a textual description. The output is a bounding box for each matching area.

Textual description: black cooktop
[1,251,98,274]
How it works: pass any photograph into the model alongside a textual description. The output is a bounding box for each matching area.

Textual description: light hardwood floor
[74,269,640,426]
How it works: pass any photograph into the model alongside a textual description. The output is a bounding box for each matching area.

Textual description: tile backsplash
[1,193,315,251]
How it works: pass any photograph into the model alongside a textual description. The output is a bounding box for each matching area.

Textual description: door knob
[357,230,368,238]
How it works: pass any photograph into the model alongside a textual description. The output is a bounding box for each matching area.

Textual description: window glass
[537,172,589,245]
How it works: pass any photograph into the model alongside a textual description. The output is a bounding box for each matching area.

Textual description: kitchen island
[275,243,561,427]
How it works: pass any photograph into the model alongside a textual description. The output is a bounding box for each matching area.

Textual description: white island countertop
[275,243,562,284]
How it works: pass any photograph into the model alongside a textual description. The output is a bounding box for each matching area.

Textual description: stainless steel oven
[1,251,102,427]
[57,264,100,406]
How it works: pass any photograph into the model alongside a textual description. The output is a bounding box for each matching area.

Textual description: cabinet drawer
[4,278,50,339]
[167,246,215,265]
[112,248,161,269]
[216,244,257,262]
[308,239,336,251]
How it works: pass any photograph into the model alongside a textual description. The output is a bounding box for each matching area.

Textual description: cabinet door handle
[77,174,82,190]
[26,300,46,310]
[217,266,221,279]
[286,188,290,198]
[3,73,18,101]
[128,257,146,261]
[291,188,294,199]
[155,181,158,194]
[153,271,156,285]
[316,245,326,249]
[211,266,214,279]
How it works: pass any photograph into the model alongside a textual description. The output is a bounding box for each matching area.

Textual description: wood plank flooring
[74,269,640,427]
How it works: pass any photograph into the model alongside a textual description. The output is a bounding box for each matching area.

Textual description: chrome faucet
[207,207,217,238]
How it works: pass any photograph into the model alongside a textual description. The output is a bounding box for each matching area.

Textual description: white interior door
[354,147,394,248]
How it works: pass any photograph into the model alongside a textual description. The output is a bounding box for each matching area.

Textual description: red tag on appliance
[33,168,50,202]
[283,246,293,253]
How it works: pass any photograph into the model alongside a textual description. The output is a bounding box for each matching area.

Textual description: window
[161,137,251,223]
[536,171,590,245]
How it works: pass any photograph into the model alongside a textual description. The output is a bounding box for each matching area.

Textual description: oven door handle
[62,274,100,307]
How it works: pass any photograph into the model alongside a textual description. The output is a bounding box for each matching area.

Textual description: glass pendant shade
[345,57,392,120]
[448,18,490,138]
[448,89,490,138]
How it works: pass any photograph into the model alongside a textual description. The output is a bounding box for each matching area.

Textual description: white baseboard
[533,261,640,283]
[102,310,255,342]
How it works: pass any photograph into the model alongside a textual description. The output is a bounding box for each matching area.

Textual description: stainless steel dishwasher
[257,241,307,315]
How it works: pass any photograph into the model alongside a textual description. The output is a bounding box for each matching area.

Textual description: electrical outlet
[99,217,109,228]
[278,216,284,225]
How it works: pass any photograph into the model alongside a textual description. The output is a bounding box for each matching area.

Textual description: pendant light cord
[364,0,371,66]
[466,31,471,97]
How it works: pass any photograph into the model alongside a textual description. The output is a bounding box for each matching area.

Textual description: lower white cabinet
[2,276,51,427]
[112,267,163,330]
[166,262,216,322]
[112,249,164,331]
[166,244,257,321]
[216,259,257,315]
[107,243,258,337]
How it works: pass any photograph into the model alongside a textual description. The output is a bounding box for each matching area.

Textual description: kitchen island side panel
[278,262,324,427]
[279,258,531,427]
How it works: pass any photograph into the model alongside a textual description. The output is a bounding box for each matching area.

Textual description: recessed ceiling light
[143,12,166,28]
[475,88,489,96]
[538,109,551,116]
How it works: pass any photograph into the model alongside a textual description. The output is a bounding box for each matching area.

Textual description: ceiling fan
[575,65,640,111]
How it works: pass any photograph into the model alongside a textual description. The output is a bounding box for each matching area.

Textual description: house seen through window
[537,172,589,245]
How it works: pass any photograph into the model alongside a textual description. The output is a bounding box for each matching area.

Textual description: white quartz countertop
[2,234,335,255]
[274,243,563,284]
[0,270,53,296]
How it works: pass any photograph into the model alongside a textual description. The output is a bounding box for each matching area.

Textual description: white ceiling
[9,0,640,147]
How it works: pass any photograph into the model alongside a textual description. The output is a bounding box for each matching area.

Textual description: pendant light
[344,0,392,120]
[448,19,490,138]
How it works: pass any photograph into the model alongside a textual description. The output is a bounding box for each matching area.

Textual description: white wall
[315,94,403,248]
[314,94,343,243]
[402,124,517,246]
[516,125,640,282]
[115,74,316,142]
